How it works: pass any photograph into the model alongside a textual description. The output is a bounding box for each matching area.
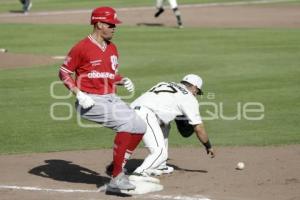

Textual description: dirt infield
[0,52,62,69]
[1,3,300,200]
[1,4,300,28]
[0,146,299,200]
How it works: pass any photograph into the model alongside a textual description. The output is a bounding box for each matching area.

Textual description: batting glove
[123,77,135,93]
[76,91,95,109]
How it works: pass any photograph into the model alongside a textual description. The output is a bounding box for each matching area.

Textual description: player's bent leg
[144,146,168,176]
[105,132,137,190]
[154,7,164,17]
[172,7,183,28]
[134,146,168,175]
[112,132,132,177]
[155,138,174,174]
[76,95,146,190]
[121,134,144,169]
[155,0,165,18]
[134,108,168,173]
[129,146,163,183]
[106,106,149,177]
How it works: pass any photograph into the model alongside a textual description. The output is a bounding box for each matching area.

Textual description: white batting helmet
[182,74,203,95]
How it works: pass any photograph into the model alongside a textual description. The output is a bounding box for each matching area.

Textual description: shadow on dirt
[28,159,110,187]
[124,159,143,173]
[105,189,132,197]
[136,22,165,27]
[124,159,208,173]
[168,163,208,173]
[9,10,25,13]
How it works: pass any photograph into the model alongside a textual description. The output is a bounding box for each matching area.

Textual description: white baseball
[237,162,245,170]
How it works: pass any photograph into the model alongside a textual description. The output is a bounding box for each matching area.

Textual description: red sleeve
[59,42,83,90]
[58,68,76,90]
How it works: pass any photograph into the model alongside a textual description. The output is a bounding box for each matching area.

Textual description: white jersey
[131,82,202,125]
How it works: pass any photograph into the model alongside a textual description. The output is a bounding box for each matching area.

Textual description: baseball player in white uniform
[128,74,215,179]
[155,0,183,28]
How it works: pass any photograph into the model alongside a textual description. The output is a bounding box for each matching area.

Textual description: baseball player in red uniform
[58,7,146,191]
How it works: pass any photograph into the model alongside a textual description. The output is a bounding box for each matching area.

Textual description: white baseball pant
[133,106,168,173]
[156,0,178,9]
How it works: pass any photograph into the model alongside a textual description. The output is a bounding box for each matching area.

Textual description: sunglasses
[102,22,116,28]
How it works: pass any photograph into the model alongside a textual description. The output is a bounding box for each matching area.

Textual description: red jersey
[60,35,123,95]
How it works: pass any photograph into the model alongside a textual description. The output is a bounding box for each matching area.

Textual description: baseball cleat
[108,172,136,190]
[157,165,174,174]
[144,168,163,176]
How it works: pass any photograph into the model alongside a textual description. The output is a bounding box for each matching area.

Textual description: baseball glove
[175,115,194,138]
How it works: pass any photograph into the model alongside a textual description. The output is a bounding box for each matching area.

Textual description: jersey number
[149,83,177,94]
[110,55,118,71]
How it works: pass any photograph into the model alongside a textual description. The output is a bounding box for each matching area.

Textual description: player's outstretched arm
[194,124,215,158]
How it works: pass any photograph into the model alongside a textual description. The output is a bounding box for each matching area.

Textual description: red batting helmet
[90,7,121,25]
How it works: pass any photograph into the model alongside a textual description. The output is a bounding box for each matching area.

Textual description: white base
[105,180,163,195]
[129,174,160,184]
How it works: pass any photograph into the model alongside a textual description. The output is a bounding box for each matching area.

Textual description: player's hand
[206,148,216,158]
[76,91,95,109]
[122,77,135,93]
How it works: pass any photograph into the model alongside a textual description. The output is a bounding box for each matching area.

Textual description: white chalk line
[144,194,212,200]
[0,0,296,18]
[52,55,66,60]
[180,0,298,8]
[0,185,100,193]
[0,185,211,200]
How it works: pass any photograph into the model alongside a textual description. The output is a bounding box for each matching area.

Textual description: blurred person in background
[154,0,183,28]
[20,0,32,13]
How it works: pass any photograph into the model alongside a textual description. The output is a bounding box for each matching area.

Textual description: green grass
[0,24,299,154]
[0,24,89,55]
[1,0,300,13]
